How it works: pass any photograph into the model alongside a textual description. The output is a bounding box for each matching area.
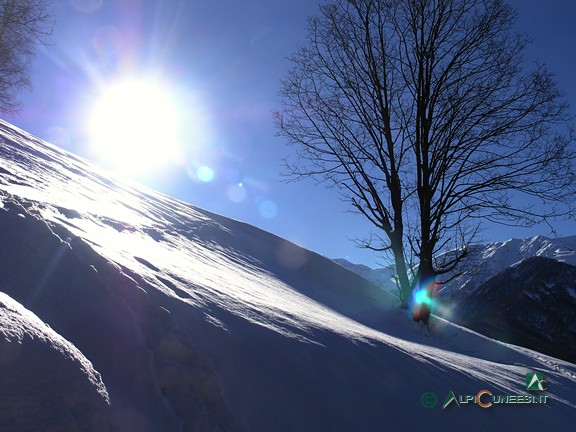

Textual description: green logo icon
[526,373,546,391]
[443,390,460,409]
[420,392,438,408]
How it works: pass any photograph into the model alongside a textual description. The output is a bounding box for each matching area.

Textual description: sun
[88,78,183,176]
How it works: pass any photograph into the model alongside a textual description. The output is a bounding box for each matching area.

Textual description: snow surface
[1,118,576,431]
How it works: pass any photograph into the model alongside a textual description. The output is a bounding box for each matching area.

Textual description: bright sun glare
[89,79,182,176]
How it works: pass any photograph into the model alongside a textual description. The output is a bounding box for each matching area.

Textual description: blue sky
[10,0,576,268]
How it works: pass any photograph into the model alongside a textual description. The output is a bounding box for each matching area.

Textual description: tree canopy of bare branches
[0,0,54,114]
[275,0,575,311]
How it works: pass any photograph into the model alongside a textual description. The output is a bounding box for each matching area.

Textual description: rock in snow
[1,118,576,431]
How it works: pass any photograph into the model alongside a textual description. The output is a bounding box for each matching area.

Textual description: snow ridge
[0,291,110,432]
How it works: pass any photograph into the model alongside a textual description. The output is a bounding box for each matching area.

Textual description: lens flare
[410,276,441,322]
[71,0,103,14]
[227,183,247,203]
[411,277,440,305]
[196,166,215,182]
[93,26,122,59]
[258,200,278,219]
[413,288,433,306]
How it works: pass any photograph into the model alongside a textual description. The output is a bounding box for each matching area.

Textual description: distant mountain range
[437,235,576,299]
[336,235,576,295]
[336,235,576,362]
[452,256,576,363]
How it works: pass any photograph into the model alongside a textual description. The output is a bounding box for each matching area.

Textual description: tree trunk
[412,241,436,325]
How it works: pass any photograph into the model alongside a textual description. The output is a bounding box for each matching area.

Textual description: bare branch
[275,0,576,312]
[0,0,54,114]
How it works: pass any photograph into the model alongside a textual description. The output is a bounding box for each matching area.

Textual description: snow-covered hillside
[333,258,397,293]
[1,118,576,431]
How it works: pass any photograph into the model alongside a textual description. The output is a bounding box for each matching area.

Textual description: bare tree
[274,0,575,316]
[0,0,54,114]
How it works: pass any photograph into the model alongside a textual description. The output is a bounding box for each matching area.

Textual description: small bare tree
[275,0,575,315]
[0,0,54,114]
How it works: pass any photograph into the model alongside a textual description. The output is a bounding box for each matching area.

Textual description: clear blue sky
[10,0,575,269]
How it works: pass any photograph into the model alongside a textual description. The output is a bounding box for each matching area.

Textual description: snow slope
[333,258,397,293]
[1,118,576,431]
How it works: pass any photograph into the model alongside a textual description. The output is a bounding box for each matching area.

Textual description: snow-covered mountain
[338,235,576,301]
[437,235,576,299]
[1,118,576,431]
[452,257,576,364]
